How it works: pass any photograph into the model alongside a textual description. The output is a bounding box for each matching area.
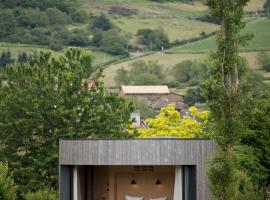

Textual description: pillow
[149,197,167,200]
[125,195,144,200]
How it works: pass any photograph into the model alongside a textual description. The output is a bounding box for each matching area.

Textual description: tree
[0,49,134,197]
[184,87,206,106]
[257,51,270,72]
[0,9,17,38]
[115,60,166,85]
[0,51,14,68]
[115,67,130,85]
[204,0,265,199]
[18,52,28,63]
[90,14,112,31]
[138,104,209,138]
[171,60,193,82]
[99,29,128,56]
[45,7,70,25]
[0,162,16,200]
[137,28,170,50]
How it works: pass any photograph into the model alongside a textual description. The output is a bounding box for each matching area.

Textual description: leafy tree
[18,52,28,63]
[0,9,17,38]
[99,29,128,55]
[138,104,209,138]
[137,28,170,50]
[45,7,70,24]
[115,67,130,85]
[0,50,14,68]
[24,188,57,200]
[204,0,266,199]
[67,30,90,47]
[257,51,270,72]
[0,49,134,197]
[172,60,193,82]
[184,87,206,106]
[90,14,112,31]
[171,60,208,85]
[0,162,16,200]
[16,8,49,28]
[115,60,166,85]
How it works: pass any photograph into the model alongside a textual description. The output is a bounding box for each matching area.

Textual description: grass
[0,43,115,66]
[103,51,270,87]
[168,18,270,53]
[78,0,219,43]
[103,52,203,87]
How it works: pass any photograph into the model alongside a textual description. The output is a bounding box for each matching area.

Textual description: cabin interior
[73,165,196,200]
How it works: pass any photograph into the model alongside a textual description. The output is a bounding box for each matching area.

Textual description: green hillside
[168,18,270,53]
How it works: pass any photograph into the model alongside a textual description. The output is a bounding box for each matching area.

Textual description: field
[168,18,270,53]
[103,51,269,87]
[0,43,115,66]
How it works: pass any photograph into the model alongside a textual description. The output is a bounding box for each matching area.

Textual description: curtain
[73,166,79,200]
[173,166,183,200]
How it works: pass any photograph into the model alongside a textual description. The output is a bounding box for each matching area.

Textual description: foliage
[137,28,170,50]
[99,29,128,56]
[0,162,16,200]
[0,0,87,50]
[0,50,14,68]
[257,51,270,72]
[115,60,166,85]
[138,104,209,138]
[0,49,134,197]
[241,91,270,184]
[184,87,206,106]
[24,188,57,200]
[171,60,208,85]
[90,14,112,31]
[204,0,268,199]
[127,97,157,119]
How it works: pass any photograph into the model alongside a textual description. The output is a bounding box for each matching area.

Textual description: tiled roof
[121,85,169,94]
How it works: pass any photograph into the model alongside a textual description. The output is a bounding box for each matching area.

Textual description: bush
[67,30,90,47]
[0,162,16,200]
[46,7,71,24]
[24,189,57,200]
[137,28,170,50]
[49,40,64,51]
[16,8,49,28]
[171,60,208,85]
[184,87,206,106]
[0,9,17,38]
[99,29,128,55]
[90,14,112,31]
[257,52,270,72]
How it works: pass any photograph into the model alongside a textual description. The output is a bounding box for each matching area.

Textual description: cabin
[59,138,215,200]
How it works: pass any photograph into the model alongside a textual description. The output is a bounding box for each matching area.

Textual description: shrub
[0,162,16,200]
[24,188,57,200]
[90,14,112,31]
[16,8,49,28]
[67,30,90,47]
[46,7,71,24]
[137,28,169,50]
[99,29,128,55]
[257,52,270,72]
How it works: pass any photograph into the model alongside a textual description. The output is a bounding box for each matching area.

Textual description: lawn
[168,18,270,53]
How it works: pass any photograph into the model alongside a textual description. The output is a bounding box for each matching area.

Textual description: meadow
[168,18,270,53]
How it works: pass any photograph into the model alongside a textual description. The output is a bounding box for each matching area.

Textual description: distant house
[149,93,185,112]
[120,85,170,102]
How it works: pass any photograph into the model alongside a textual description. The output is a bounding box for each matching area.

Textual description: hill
[168,18,270,53]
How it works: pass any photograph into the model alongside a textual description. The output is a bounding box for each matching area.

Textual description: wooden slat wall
[59,139,215,200]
